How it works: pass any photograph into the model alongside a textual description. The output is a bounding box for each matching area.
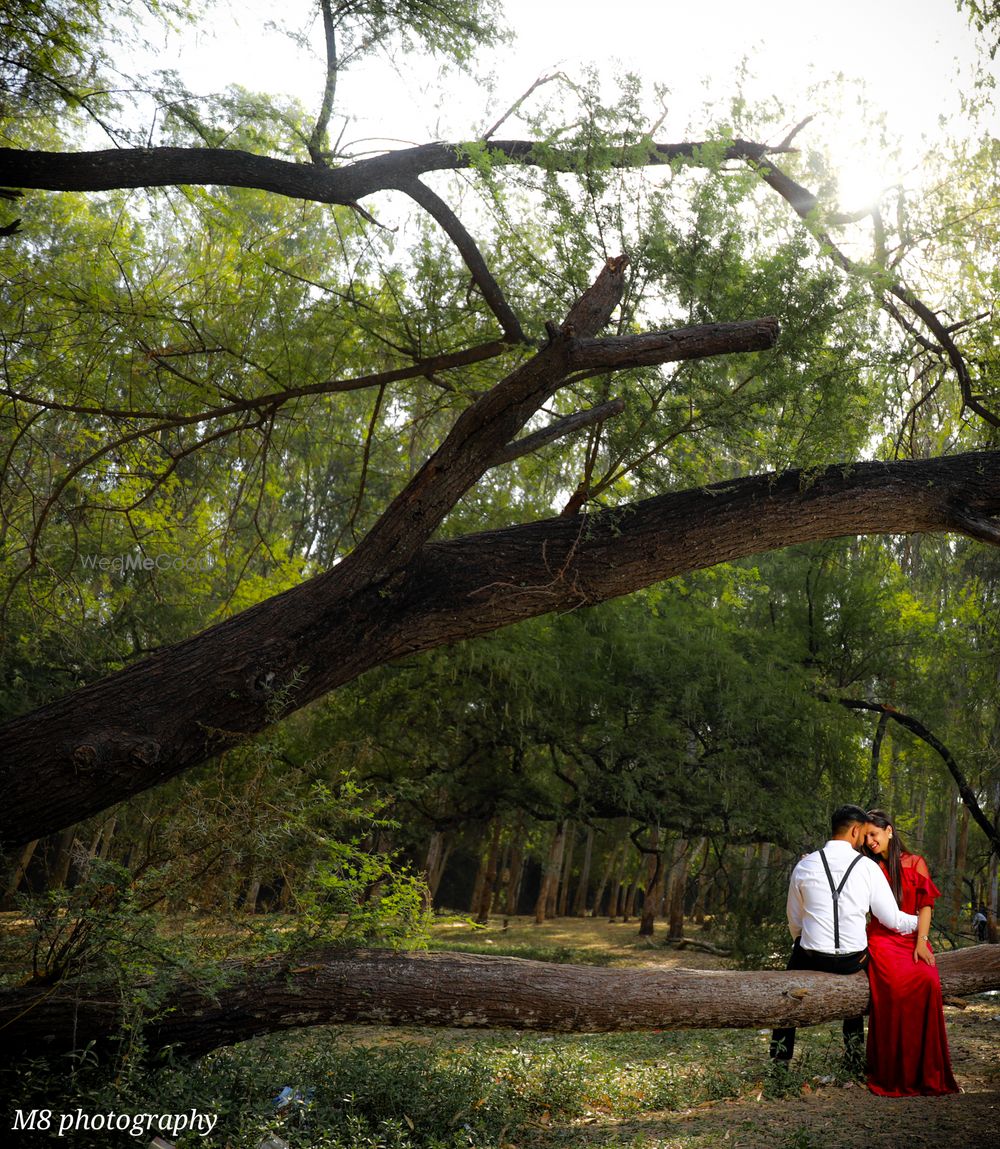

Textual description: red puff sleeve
[903,854,941,911]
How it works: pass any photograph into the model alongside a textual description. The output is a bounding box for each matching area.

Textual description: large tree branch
[1,450,999,849]
[0,136,773,315]
[1,944,997,1059]
[7,134,989,431]
[0,138,779,204]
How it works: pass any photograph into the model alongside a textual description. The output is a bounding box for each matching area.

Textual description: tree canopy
[1,0,998,928]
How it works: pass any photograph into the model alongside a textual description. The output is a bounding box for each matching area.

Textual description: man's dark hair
[830,804,869,835]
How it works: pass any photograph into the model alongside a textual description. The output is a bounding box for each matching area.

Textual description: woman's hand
[914,905,934,965]
[914,938,935,966]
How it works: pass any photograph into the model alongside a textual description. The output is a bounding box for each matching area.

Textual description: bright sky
[166,0,997,207]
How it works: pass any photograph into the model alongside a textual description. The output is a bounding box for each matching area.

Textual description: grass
[3,1005,864,1148]
[422,913,722,968]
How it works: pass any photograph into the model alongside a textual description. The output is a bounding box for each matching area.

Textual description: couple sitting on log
[769,803,958,1096]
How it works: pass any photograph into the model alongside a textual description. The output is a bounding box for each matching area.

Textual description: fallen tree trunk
[1,945,997,1060]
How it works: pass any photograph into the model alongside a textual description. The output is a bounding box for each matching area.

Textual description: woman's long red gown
[866,853,959,1096]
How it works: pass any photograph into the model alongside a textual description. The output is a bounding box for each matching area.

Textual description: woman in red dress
[863,809,959,1096]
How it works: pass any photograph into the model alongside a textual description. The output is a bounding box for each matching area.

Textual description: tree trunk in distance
[423,830,450,907]
[476,821,502,925]
[2,945,997,1061]
[2,839,38,904]
[989,849,998,944]
[572,827,595,916]
[690,838,709,925]
[241,875,261,914]
[608,847,627,922]
[951,805,970,932]
[623,868,639,923]
[545,821,567,919]
[591,840,619,919]
[666,839,688,940]
[944,796,958,877]
[504,827,525,916]
[534,823,564,924]
[469,838,489,918]
[868,710,888,805]
[557,822,576,918]
[47,826,78,891]
[638,853,664,938]
[97,815,116,862]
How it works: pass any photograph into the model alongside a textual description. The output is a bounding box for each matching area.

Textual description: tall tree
[2,2,999,856]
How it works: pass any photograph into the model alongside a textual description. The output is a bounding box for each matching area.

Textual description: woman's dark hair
[866,809,907,905]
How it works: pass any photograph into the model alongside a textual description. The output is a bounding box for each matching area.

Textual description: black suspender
[819,849,863,952]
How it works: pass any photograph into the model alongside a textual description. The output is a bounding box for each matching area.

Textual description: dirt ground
[433,916,1000,1149]
[554,1000,1000,1149]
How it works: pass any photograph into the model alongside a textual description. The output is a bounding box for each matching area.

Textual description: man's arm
[787,865,804,940]
[868,863,918,934]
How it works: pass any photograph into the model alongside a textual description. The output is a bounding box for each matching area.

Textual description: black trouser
[769,938,868,1064]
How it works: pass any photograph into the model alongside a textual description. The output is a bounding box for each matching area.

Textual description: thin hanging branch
[481,72,561,141]
[397,177,526,343]
[1,337,513,421]
[830,696,1000,858]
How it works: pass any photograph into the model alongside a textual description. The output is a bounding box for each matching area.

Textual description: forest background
[1,1,1000,1145]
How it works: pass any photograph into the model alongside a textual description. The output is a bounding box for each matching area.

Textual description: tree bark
[1,944,996,1061]
[0,137,786,210]
[2,449,1000,851]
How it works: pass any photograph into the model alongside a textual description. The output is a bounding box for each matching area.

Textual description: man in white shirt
[769,804,919,1074]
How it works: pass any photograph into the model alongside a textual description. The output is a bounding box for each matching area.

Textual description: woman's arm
[909,855,939,966]
[914,904,935,966]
